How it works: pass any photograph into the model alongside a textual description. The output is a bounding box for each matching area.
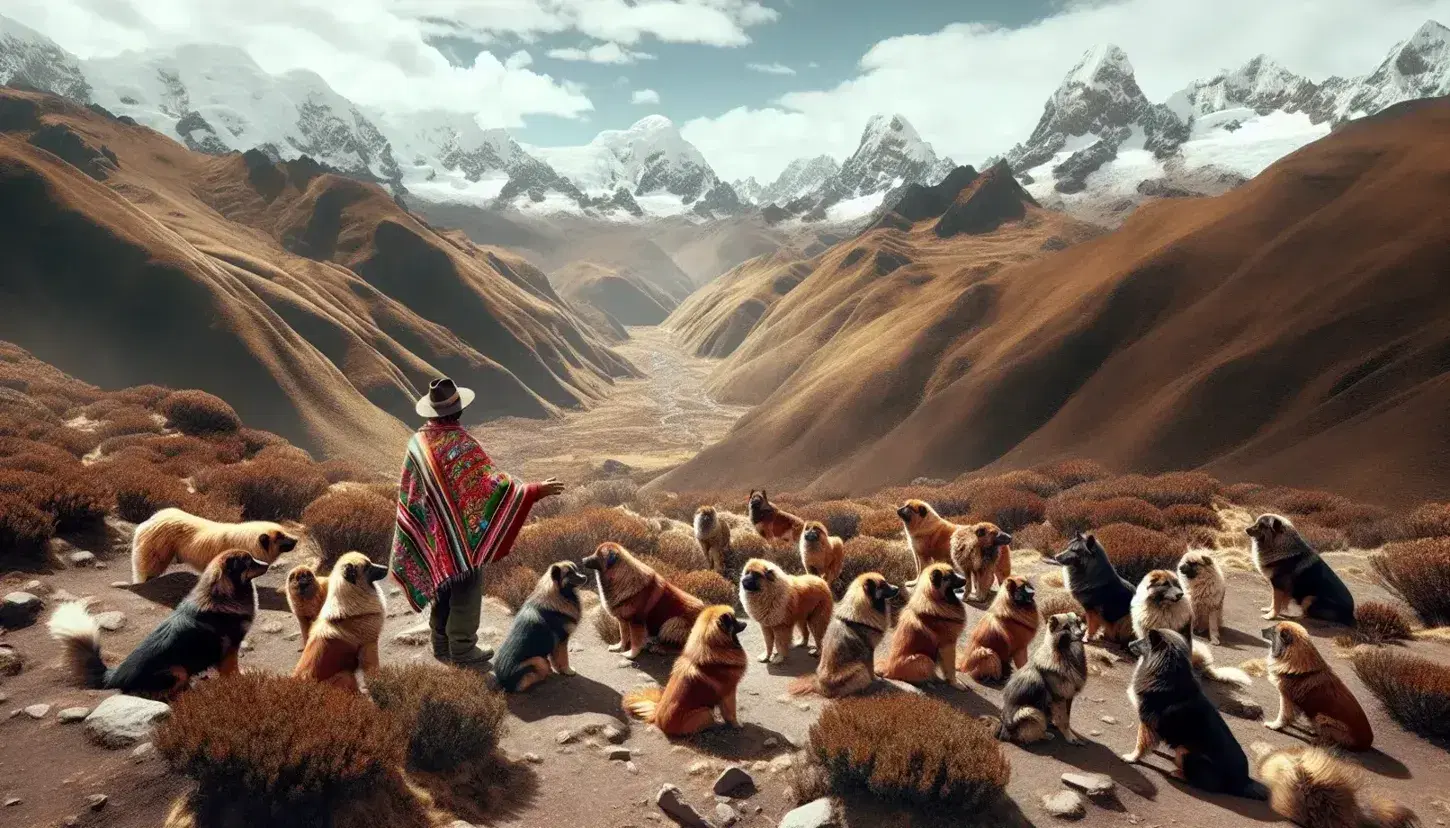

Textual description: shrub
[1396,503,1450,541]
[509,508,657,573]
[40,425,102,457]
[1348,601,1413,645]
[99,462,193,523]
[1370,539,1450,627]
[1034,459,1111,489]
[967,485,1046,532]
[673,569,736,608]
[858,508,903,539]
[239,427,288,458]
[655,530,705,572]
[318,459,383,485]
[302,487,394,571]
[1064,472,1219,509]
[255,444,314,464]
[1168,525,1218,550]
[1036,589,1084,619]
[100,433,245,476]
[1297,523,1349,552]
[96,405,163,439]
[798,500,864,541]
[567,479,640,511]
[0,493,54,563]
[592,605,622,646]
[836,536,915,593]
[0,437,75,470]
[368,664,509,773]
[1012,522,1064,555]
[1349,646,1450,742]
[985,469,1061,498]
[1044,498,1095,535]
[1092,497,1167,531]
[0,467,109,532]
[1310,504,1391,531]
[109,384,171,409]
[808,694,1010,807]
[161,390,242,435]
[1243,487,1353,517]
[483,565,539,612]
[644,490,736,524]
[1163,504,1222,530]
[197,458,329,522]
[1092,523,1182,586]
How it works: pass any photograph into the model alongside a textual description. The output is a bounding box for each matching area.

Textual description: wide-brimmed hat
[415,377,475,418]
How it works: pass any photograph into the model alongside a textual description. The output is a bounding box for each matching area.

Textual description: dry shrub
[592,605,621,646]
[318,459,383,485]
[568,479,640,511]
[1370,539,1450,627]
[0,437,76,470]
[367,664,509,773]
[197,458,329,522]
[0,493,54,564]
[1064,472,1220,509]
[0,467,109,531]
[1044,498,1094,535]
[1012,522,1064,555]
[41,425,103,457]
[101,433,245,476]
[98,462,202,523]
[1309,504,1391,531]
[1297,523,1349,552]
[986,469,1061,498]
[510,508,657,573]
[110,384,171,409]
[1036,589,1084,619]
[837,536,915,592]
[483,566,539,612]
[1349,646,1450,742]
[798,500,864,541]
[808,694,1010,807]
[254,444,314,464]
[876,482,977,518]
[1348,601,1413,645]
[727,528,801,576]
[1396,503,1450,541]
[1034,458,1111,489]
[858,508,903,540]
[161,390,242,435]
[301,487,394,571]
[1091,497,1166,531]
[673,569,736,608]
[1241,487,1353,517]
[967,485,1046,533]
[1092,523,1182,586]
[644,490,735,524]
[239,427,288,458]
[1168,525,1218,550]
[96,405,163,439]
[655,530,705,572]
[1163,504,1222,530]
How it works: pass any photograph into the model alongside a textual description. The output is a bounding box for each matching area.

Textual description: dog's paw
[1261,611,1280,620]
[1065,734,1085,746]
[1120,752,1141,764]
[624,649,644,660]
[607,642,626,653]
[769,652,787,665]
[1265,720,1286,731]
[1210,635,1221,646]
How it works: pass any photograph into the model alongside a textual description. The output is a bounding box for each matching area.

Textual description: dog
[584,542,704,659]
[1263,621,1374,751]
[292,552,388,692]
[960,575,1039,683]
[950,521,1014,602]
[1123,629,1268,800]
[1177,550,1226,645]
[694,506,731,574]
[790,573,899,698]
[131,507,299,583]
[623,605,749,737]
[1044,533,1136,645]
[1133,568,1250,688]
[996,612,1089,745]
[748,490,805,544]
[1257,746,1418,828]
[1248,514,1356,625]
[50,549,268,700]
[285,563,328,643]
[492,562,589,693]
[738,558,833,663]
[877,563,969,688]
[799,521,845,584]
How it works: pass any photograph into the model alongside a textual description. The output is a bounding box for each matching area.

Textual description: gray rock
[522,752,543,764]
[556,730,576,745]
[58,707,91,724]
[86,794,108,812]
[626,761,639,774]
[779,798,838,828]
[85,695,171,748]
[0,644,22,676]
[4,797,19,807]
[655,784,709,828]
[68,550,97,567]
[603,722,628,744]
[715,803,739,826]
[607,747,632,761]
[0,592,44,629]
[260,621,284,635]
[769,754,794,773]
[1062,772,1115,798]
[95,611,127,632]
[1043,791,1086,820]
[713,767,755,797]
[24,703,51,719]
[130,742,157,763]
[20,579,47,595]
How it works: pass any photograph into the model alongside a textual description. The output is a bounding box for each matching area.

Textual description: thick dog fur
[131,507,299,583]
[694,506,731,574]
[292,552,388,692]
[799,521,845,585]
[1132,568,1250,688]
[1257,746,1419,828]
[790,573,899,698]
[584,542,705,659]
[748,490,805,545]
[1249,514,1356,626]
[623,606,749,737]
[996,612,1089,745]
[950,521,1014,602]
[51,549,268,700]
[1045,533,1136,645]
[493,562,588,693]
[1264,622,1374,751]
[960,575,1039,683]
[285,564,328,643]
[738,558,833,663]
[877,563,969,688]
[1123,629,1268,800]
[1178,550,1226,645]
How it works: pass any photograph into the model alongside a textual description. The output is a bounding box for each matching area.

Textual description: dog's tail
[1191,640,1251,687]
[959,647,1003,683]
[995,707,1047,743]
[622,686,663,724]
[48,601,109,689]
[1359,797,1420,828]
[787,674,819,697]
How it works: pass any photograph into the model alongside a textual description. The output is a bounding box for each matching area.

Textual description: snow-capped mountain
[757,155,840,206]
[731,176,764,204]
[0,16,90,103]
[1336,20,1450,120]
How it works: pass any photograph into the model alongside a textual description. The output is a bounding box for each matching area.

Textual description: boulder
[0,644,23,676]
[713,767,755,797]
[0,592,43,629]
[85,696,171,748]
[95,611,127,632]
[1043,791,1086,820]
[655,784,709,828]
[24,703,51,719]
[779,798,838,828]
[59,707,91,724]
[1061,772,1115,798]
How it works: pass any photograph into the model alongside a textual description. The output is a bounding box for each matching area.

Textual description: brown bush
[985,469,1061,498]
[1349,646,1450,742]
[1309,504,1391,531]
[1370,539,1450,627]
[858,508,904,539]
[966,485,1046,532]
[1065,472,1219,509]
[100,433,245,476]
[98,462,194,523]
[109,384,171,409]
[40,425,102,457]
[483,566,539,612]
[160,390,242,435]
[239,427,288,458]
[1297,523,1349,552]
[592,605,622,646]
[1044,498,1095,535]
[0,437,77,470]
[96,405,163,439]
[1163,504,1223,530]
[367,664,509,773]
[1092,497,1167,531]
[836,536,915,593]
[808,694,1010,807]
[509,508,657,573]
[644,490,736,524]
[0,493,54,564]
[875,481,977,518]
[1034,458,1111,489]
[254,444,314,464]
[0,467,109,532]
[1396,503,1450,541]
[1036,589,1085,619]
[798,500,864,541]
[318,459,384,485]
[1348,601,1414,645]
[655,530,705,572]
[197,458,329,522]
[302,487,394,571]
[672,569,736,608]
[1012,522,1065,555]
[1092,523,1182,586]
[1168,525,1218,550]
[567,479,641,512]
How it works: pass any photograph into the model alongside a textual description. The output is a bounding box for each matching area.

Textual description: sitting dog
[996,612,1089,745]
[623,606,749,737]
[292,552,388,692]
[877,563,969,688]
[1177,551,1226,645]
[799,521,845,585]
[1248,514,1355,625]
[960,575,1039,683]
[1045,533,1136,645]
[1263,621,1374,751]
[493,562,589,693]
[693,506,731,574]
[790,573,898,698]
[748,490,805,544]
[285,563,328,643]
[584,542,704,659]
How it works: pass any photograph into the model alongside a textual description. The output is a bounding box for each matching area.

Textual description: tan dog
[790,573,899,698]
[748,490,805,544]
[877,563,969,688]
[1134,568,1250,687]
[738,558,833,663]
[799,521,845,584]
[584,542,704,659]
[132,507,300,582]
[959,575,1039,683]
[950,520,1014,601]
[1258,746,1418,828]
[694,506,731,574]
[292,552,387,692]
[623,606,749,737]
[1263,622,1374,751]
[1177,550,1226,645]
[285,563,329,643]
[897,500,955,584]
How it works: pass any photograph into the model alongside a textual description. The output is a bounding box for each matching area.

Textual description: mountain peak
[627,114,676,133]
[1409,18,1450,47]
[1065,44,1135,88]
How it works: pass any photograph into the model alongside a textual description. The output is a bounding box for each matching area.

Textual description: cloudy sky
[8,0,1450,182]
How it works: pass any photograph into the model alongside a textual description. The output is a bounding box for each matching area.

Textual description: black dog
[492,562,589,693]
[1248,513,1356,625]
[1044,533,1136,644]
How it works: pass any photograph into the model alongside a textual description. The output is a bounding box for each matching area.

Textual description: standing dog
[1177,551,1226,645]
[623,606,749,737]
[492,562,589,693]
[285,563,328,643]
[877,563,969,688]
[897,500,1011,593]
[790,573,899,698]
[694,506,731,574]
[951,522,1013,602]
[748,490,805,544]
[898,499,954,583]
[292,552,388,692]
[1248,514,1356,625]
[1263,622,1374,751]
[131,507,298,582]
[739,558,833,663]
[1045,533,1136,645]
[996,612,1089,745]
[960,575,1039,683]
[1257,746,1418,828]
[1133,569,1249,687]
[584,542,704,659]
[50,549,268,700]
[799,521,845,584]
[1123,629,1268,800]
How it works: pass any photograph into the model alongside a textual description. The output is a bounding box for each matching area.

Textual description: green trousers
[428,570,484,659]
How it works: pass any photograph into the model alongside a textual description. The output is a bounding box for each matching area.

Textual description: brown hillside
[655,99,1450,506]
[550,260,677,325]
[665,246,818,358]
[0,89,634,471]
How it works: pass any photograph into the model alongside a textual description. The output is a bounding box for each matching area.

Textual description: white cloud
[505,50,533,70]
[395,0,778,47]
[684,0,1450,181]
[746,61,795,75]
[548,41,655,64]
[631,88,661,105]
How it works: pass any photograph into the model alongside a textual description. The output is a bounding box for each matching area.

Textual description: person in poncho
[390,377,565,667]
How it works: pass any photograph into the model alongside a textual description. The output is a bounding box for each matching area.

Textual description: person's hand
[538,478,566,499]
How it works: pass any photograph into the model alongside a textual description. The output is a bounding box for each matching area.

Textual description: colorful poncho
[390,422,539,612]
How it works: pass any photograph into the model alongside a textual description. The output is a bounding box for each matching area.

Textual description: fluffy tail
[623,686,663,724]
[48,602,109,689]
[1259,747,1419,828]
[959,647,1003,682]
[1192,640,1251,687]
[787,675,819,697]
[1359,798,1419,828]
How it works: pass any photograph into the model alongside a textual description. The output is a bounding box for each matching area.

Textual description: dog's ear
[930,567,944,588]
[1268,515,1283,533]
[551,564,563,584]
[1147,628,1164,649]
[258,533,271,551]
[343,562,359,583]
[1083,533,1096,547]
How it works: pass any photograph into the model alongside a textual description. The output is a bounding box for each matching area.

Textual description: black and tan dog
[1123,629,1268,800]
[738,558,834,663]
[877,563,969,688]
[693,506,731,574]
[624,606,749,737]
[1263,621,1374,751]
[585,542,705,659]
[1134,568,1250,687]
[285,563,329,643]
[1045,533,1136,645]
[50,549,268,700]
[493,562,589,693]
[1248,513,1356,625]
[996,612,1089,745]
[790,573,899,698]
[960,575,1039,683]
[748,490,806,545]
[292,552,388,692]
[1257,746,1418,828]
